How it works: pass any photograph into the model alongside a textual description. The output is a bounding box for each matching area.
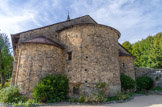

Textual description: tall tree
[122,41,132,53]
[148,33,162,68]
[0,33,13,88]
[122,32,162,69]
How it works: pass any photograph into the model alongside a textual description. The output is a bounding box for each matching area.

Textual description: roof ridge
[11,15,93,36]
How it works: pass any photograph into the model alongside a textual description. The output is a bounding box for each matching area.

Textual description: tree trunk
[1,72,5,88]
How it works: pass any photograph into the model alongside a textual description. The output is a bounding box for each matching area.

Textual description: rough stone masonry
[11,15,135,98]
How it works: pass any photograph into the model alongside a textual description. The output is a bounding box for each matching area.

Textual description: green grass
[151,86,162,91]
[107,96,118,101]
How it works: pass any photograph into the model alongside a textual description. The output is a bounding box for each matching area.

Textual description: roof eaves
[23,36,65,49]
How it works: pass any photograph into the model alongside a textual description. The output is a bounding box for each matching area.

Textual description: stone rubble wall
[59,24,121,97]
[119,56,135,79]
[135,67,162,87]
[13,43,64,97]
[135,67,160,77]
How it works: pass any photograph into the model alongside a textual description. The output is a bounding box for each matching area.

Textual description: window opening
[67,51,72,60]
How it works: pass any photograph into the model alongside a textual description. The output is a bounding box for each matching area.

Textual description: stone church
[11,15,135,97]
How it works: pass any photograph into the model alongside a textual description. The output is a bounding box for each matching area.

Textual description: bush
[0,79,11,89]
[84,95,106,103]
[136,76,154,91]
[32,74,69,103]
[116,91,130,100]
[151,86,162,91]
[107,96,118,101]
[68,98,78,103]
[78,96,85,103]
[120,73,136,91]
[0,86,27,104]
[84,92,107,103]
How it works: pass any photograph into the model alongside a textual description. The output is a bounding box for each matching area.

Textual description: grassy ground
[151,86,162,91]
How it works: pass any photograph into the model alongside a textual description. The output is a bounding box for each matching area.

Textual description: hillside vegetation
[122,32,162,69]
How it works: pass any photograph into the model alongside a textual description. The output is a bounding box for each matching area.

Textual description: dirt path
[40,95,162,107]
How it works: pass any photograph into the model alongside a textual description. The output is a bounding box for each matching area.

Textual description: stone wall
[13,43,64,97]
[59,24,121,97]
[135,67,162,87]
[12,23,122,98]
[135,67,160,77]
[119,56,135,79]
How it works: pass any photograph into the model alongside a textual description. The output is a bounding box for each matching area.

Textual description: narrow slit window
[67,52,72,60]
[122,63,125,68]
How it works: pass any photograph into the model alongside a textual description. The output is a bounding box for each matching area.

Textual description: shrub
[84,95,106,103]
[151,86,162,91]
[136,76,154,91]
[68,98,78,103]
[107,96,118,101]
[32,74,69,103]
[0,86,27,104]
[78,96,85,103]
[83,92,107,103]
[95,91,107,102]
[120,73,136,91]
[116,91,130,100]
[94,82,107,103]
[0,79,11,89]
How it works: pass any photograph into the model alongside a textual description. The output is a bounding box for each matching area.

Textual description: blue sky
[0,0,162,44]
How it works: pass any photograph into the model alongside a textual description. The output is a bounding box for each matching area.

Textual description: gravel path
[40,95,162,107]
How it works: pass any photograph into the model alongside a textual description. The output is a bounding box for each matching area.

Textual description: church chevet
[11,15,135,97]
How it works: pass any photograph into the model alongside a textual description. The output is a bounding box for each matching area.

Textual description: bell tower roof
[67,11,70,21]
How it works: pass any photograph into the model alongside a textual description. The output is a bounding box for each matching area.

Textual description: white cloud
[0,0,161,44]
[68,0,162,43]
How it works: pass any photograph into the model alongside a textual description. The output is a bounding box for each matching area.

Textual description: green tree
[148,33,162,68]
[122,41,132,53]
[123,32,162,69]
[0,33,13,88]
[131,42,142,67]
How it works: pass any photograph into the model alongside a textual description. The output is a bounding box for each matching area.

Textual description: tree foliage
[122,41,132,53]
[122,32,162,69]
[0,33,13,88]
[0,86,27,103]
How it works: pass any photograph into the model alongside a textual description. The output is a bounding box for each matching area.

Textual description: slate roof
[118,43,134,57]
[23,36,64,49]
